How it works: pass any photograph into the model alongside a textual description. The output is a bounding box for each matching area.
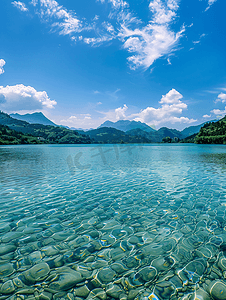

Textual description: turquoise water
[1,144,226,299]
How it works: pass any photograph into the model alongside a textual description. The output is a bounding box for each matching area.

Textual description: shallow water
[1,144,226,300]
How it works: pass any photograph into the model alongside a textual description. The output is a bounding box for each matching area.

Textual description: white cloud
[24,0,185,71]
[60,114,96,129]
[206,0,217,11]
[97,0,128,9]
[115,104,128,120]
[30,0,81,36]
[84,35,114,45]
[216,93,226,103]
[59,89,196,129]
[211,107,226,116]
[211,106,226,117]
[97,104,128,123]
[160,88,183,104]
[0,59,6,75]
[0,84,57,111]
[119,0,185,70]
[109,0,128,9]
[12,1,28,12]
[203,114,211,118]
[131,89,196,126]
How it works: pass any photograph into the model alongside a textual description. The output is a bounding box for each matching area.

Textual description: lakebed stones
[97,267,116,283]
[0,263,14,278]
[106,283,123,299]
[19,263,50,285]
[0,244,17,256]
[74,285,90,297]
[0,280,15,294]
[208,280,226,300]
[136,266,157,282]
[49,273,80,291]
[2,169,226,300]
[190,288,211,300]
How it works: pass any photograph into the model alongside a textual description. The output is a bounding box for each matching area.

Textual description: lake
[0,144,226,300]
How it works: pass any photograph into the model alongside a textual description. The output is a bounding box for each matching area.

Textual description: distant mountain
[180,121,217,139]
[10,112,57,126]
[99,120,155,132]
[83,127,151,144]
[0,111,92,144]
[127,127,182,143]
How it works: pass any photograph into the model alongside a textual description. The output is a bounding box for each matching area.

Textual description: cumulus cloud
[215,93,226,103]
[118,0,185,70]
[97,104,128,123]
[115,104,128,120]
[0,84,57,111]
[203,114,211,118]
[132,89,196,126]
[60,114,96,129]
[60,89,196,129]
[211,107,226,116]
[160,88,183,104]
[0,59,6,75]
[12,1,28,12]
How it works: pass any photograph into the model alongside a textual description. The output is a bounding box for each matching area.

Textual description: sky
[0,0,226,130]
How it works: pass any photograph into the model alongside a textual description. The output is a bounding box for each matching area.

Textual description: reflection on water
[0,144,226,299]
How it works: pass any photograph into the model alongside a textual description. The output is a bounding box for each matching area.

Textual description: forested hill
[0,111,93,144]
[0,124,45,145]
[195,116,226,144]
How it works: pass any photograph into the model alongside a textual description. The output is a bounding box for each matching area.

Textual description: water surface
[0,144,226,300]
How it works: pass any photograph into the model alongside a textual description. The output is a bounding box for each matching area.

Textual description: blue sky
[0,0,226,130]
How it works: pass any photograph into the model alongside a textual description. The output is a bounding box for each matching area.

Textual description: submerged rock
[0,280,15,294]
[208,280,226,300]
[19,262,50,285]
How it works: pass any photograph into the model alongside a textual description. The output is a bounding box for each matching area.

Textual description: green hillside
[0,124,45,145]
[0,111,93,144]
[127,127,182,143]
[83,127,151,144]
[195,117,226,144]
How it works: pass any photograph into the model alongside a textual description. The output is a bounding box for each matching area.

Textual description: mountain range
[98,120,155,132]
[10,112,214,139]
[0,110,220,144]
[10,112,57,126]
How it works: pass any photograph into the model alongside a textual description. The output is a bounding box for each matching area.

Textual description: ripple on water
[1,144,226,299]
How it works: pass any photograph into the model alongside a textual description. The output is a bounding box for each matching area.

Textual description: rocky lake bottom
[1,144,226,300]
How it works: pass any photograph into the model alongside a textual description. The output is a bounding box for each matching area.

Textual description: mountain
[10,112,57,126]
[99,120,155,132]
[195,116,226,144]
[127,127,182,143]
[0,124,45,145]
[0,111,93,144]
[82,127,151,144]
[180,121,217,139]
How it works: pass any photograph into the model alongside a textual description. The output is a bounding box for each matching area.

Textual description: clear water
[1,144,226,300]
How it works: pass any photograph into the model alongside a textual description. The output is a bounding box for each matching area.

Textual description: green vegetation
[0,111,93,144]
[0,124,45,145]
[195,117,226,144]
[82,127,151,144]
[1,109,224,145]
[162,136,180,143]
[180,133,197,143]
